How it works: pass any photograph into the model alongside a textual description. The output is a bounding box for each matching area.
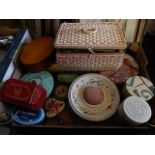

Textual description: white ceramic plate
[68,73,120,122]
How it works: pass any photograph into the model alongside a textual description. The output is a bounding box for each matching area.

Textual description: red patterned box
[54,22,126,71]
[0,78,46,110]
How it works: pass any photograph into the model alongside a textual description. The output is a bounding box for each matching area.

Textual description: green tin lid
[21,71,54,98]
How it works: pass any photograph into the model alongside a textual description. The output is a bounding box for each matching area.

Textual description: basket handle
[81,26,97,34]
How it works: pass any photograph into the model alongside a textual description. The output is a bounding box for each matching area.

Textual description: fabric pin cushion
[44,98,65,118]
[68,73,120,122]
[11,107,45,125]
[21,71,54,98]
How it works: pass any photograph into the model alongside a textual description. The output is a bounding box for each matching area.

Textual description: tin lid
[126,76,155,101]
[21,71,54,98]
[54,22,127,50]
[20,37,54,65]
[11,106,45,125]
[123,96,152,124]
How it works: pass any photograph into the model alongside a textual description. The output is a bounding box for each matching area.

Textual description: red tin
[0,78,46,110]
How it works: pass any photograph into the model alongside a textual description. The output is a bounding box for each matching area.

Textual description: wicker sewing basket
[54,22,127,71]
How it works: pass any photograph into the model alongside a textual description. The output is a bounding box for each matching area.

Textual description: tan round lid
[20,37,54,65]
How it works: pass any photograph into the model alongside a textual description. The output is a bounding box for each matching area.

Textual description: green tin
[21,71,54,98]
[57,73,79,83]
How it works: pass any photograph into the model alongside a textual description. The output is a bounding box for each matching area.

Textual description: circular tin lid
[123,96,152,124]
[20,37,54,65]
[100,54,139,84]
[68,73,120,122]
[21,71,54,98]
[126,76,154,101]
[11,107,45,125]
[44,98,65,118]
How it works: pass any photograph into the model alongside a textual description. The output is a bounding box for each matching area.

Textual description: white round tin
[118,96,152,125]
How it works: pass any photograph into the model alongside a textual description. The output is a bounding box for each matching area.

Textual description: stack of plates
[68,73,120,122]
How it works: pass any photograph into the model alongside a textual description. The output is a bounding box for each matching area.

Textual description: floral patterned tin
[100,54,139,84]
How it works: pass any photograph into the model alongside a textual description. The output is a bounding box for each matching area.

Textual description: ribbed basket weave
[54,22,127,71]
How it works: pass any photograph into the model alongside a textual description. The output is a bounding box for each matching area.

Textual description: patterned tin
[0,78,46,110]
[124,76,155,101]
[21,71,54,98]
[100,54,139,84]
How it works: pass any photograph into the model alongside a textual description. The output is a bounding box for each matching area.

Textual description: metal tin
[21,71,54,98]
[44,98,65,118]
[118,96,152,125]
[20,37,54,72]
[100,54,139,84]
[124,76,154,101]
[0,78,46,110]
[11,106,45,125]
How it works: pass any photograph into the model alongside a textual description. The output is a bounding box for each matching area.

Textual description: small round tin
[44,98,65,118]
[124,76,154,101]
[118,96,152,125]
[11,107,45,125]
[54,85,68,100]
[21,71,54,98]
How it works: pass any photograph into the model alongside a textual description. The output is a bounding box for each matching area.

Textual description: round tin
[20,37,54,72]
[54,85,68,100]
[124,76,154,101]
[44,98,65,118]
[11,107,45,125]
[21,71,54,98]
[118,96,152,125]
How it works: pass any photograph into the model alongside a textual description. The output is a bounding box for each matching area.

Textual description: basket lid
[54,22,127,50]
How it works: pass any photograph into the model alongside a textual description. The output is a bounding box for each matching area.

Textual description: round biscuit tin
[118,96,152,125]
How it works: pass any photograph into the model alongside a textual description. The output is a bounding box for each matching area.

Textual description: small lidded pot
[122,76,155,101]
[117,96,152,125]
